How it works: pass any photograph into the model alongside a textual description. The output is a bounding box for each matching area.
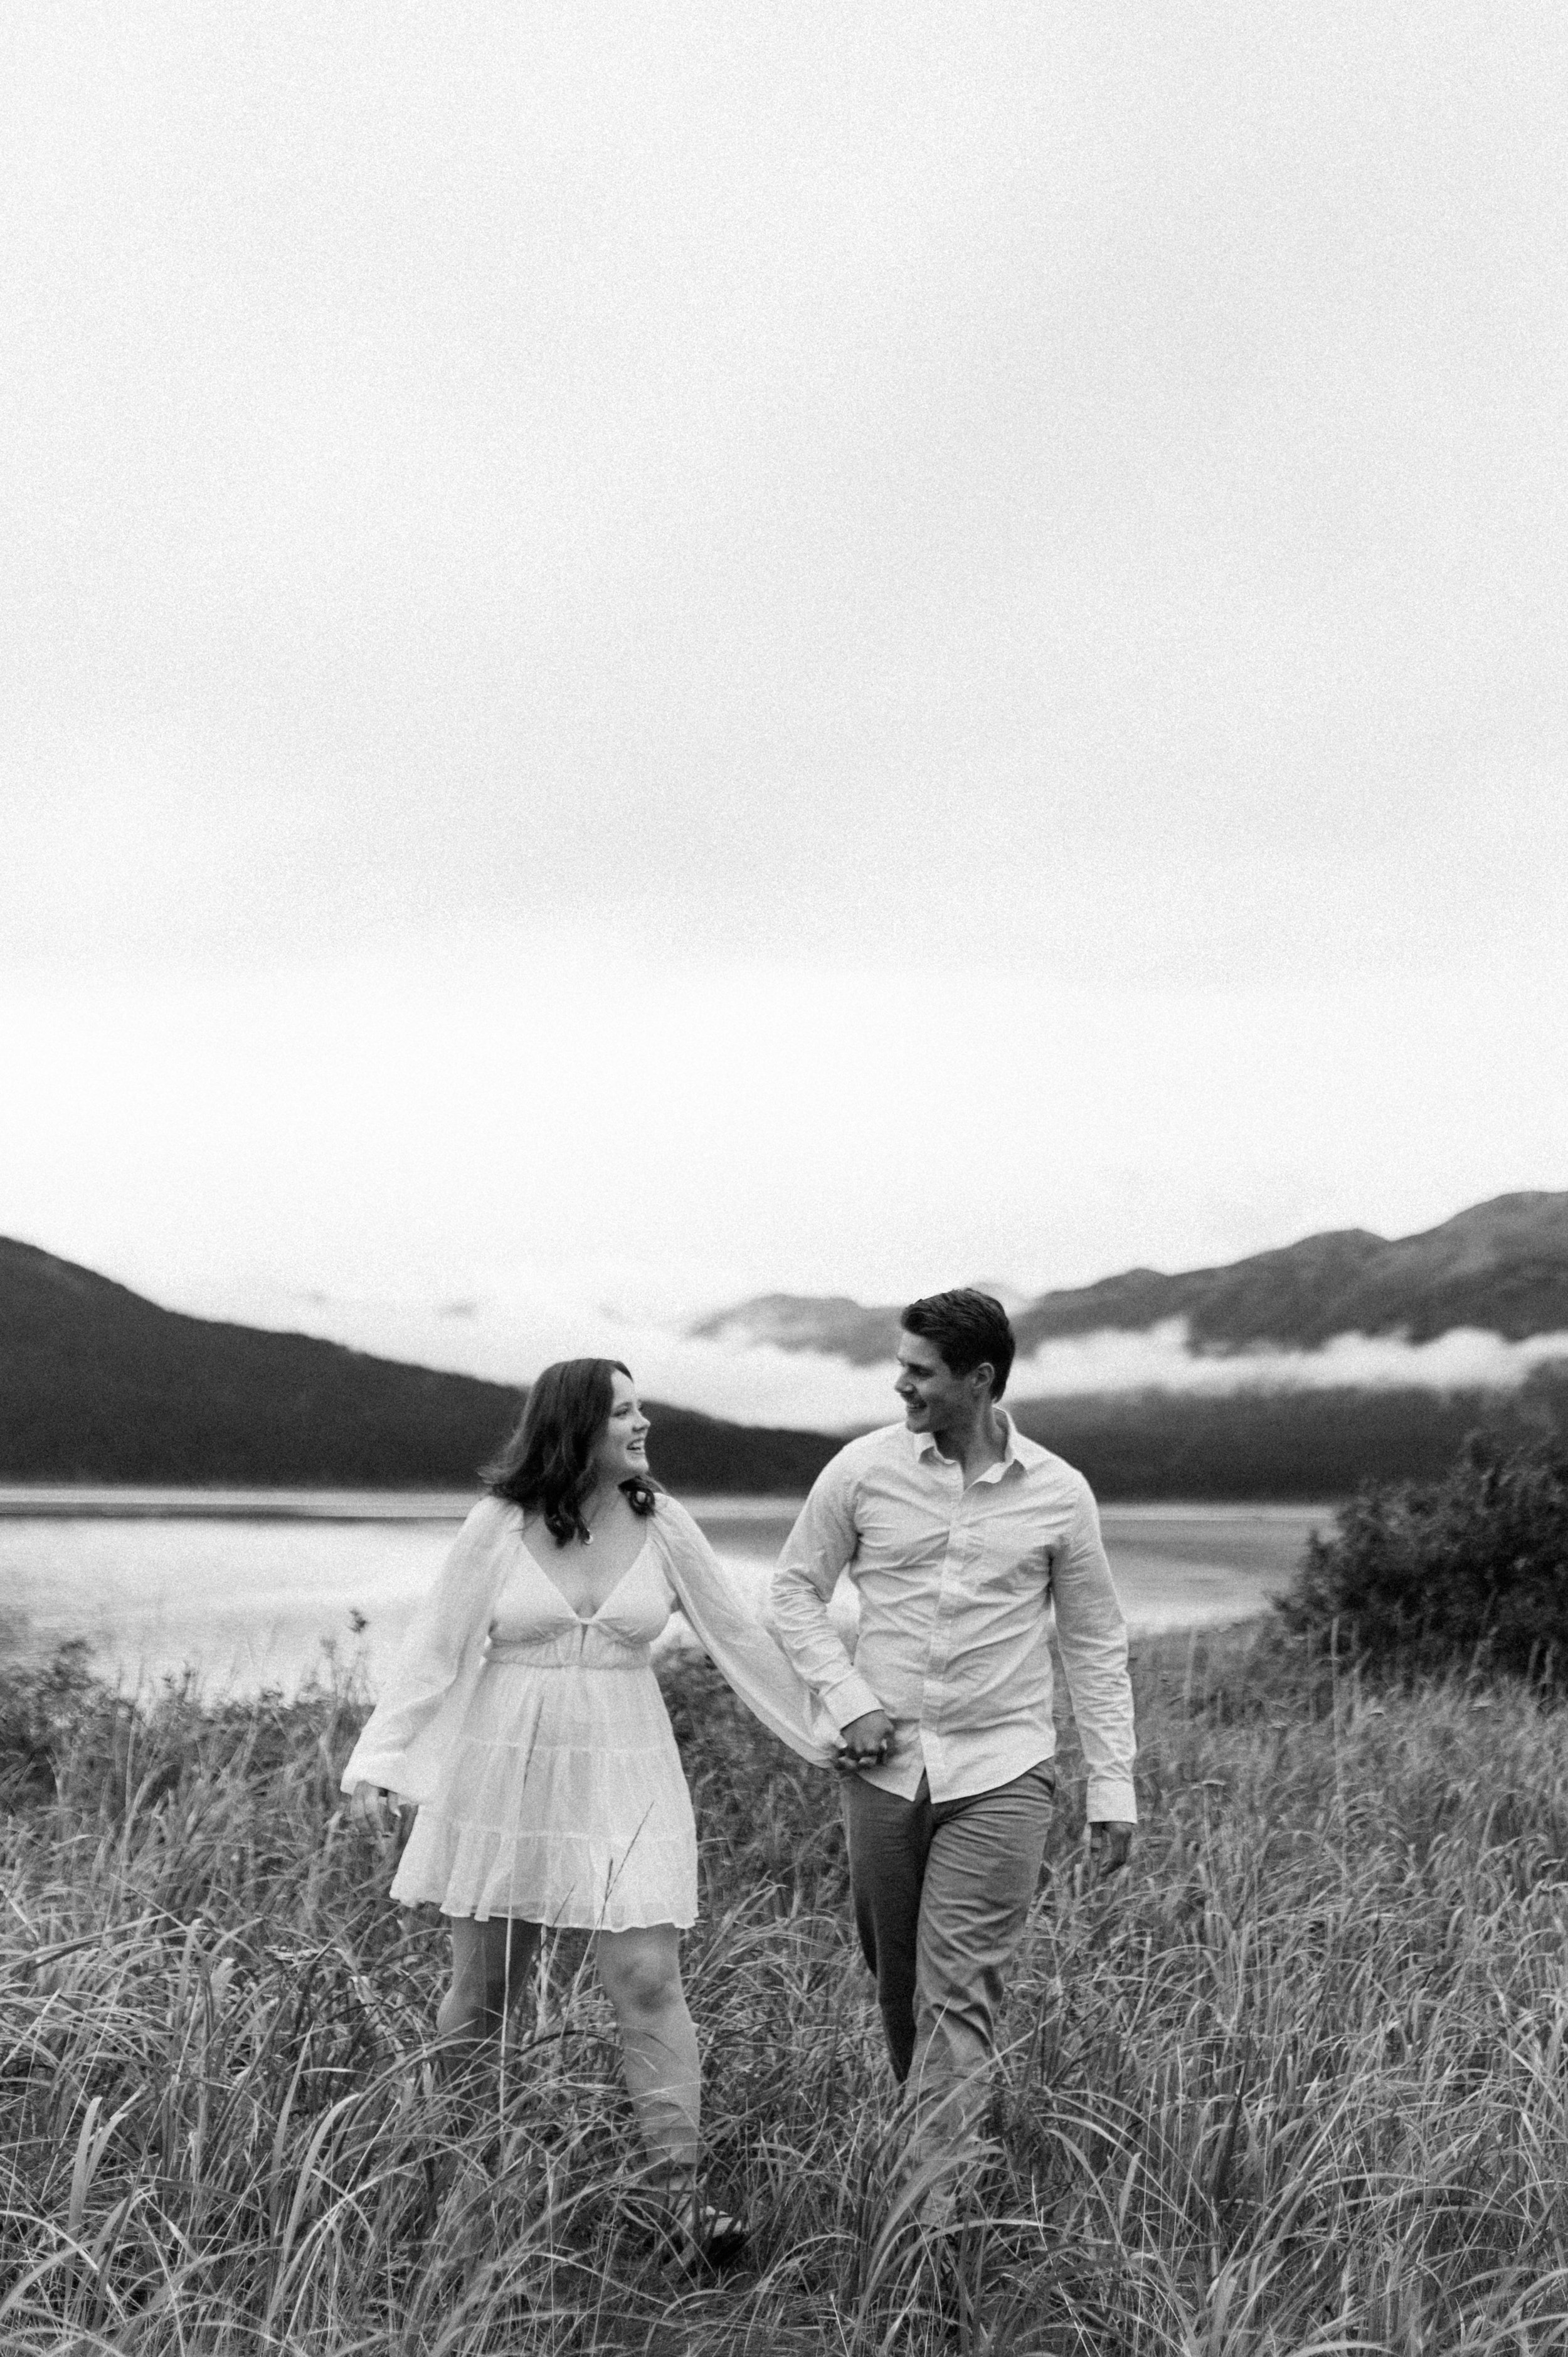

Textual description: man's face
[894,1328,982,1436]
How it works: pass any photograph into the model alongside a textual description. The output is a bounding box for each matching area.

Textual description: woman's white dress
[341,1494,835,1933]
[395,1536,698,1929]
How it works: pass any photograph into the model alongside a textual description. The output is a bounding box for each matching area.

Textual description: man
[765,1288,1136,2217]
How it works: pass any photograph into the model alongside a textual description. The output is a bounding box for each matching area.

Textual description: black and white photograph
[3,6,1567,2348]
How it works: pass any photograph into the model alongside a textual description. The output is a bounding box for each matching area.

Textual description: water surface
[0,1489,1332,1695]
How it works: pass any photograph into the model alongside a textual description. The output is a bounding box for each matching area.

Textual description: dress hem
[401,1898,699,1931]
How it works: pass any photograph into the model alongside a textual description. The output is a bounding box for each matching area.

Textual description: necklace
[579,1488,611,1546]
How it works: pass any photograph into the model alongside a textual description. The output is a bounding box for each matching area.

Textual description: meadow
[4,1624,1568,2355]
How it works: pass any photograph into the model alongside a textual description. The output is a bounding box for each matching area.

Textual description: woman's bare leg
[593,1923,700,2181]
[436,1914,541,2070]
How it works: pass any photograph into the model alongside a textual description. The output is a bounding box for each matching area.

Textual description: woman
[343,1359,839,2266]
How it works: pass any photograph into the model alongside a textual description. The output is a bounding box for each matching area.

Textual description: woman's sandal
[660,2200,750,2274]
[638,2185,749,2274]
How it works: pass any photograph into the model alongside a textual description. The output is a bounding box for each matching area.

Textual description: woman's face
[591,1368,651,1486]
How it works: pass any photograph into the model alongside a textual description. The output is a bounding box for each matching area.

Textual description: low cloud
[1008,1319,1568,1398]
[171,1271,1568,1434]
[174,1271,908,1430]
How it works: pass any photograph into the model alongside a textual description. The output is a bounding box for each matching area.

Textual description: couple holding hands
[343,1288,1138,2269]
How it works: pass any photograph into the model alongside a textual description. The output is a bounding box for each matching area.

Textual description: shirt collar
[912,1409,1029,1480]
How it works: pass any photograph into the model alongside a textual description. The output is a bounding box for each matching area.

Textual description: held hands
[349,1779,404,1836]
[836,1708,896,1772]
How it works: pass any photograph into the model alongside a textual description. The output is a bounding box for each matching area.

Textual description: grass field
[4,1624,1568,2354]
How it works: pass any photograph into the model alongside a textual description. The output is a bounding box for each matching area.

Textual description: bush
[1277,1434,1568,1683]
[0,1638,105,1802]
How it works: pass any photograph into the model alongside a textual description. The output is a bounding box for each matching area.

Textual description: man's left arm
[1051,1481,1138,1869]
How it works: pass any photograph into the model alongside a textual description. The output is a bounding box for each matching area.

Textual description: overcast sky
[3,4,1565,1400]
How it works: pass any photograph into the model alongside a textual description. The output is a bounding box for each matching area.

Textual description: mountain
[691,1294,901,1365]
[690,1194,1568,1366]
[0,1239,840,1491]
[8,1212,1567,1503]
[1014,1195,1568,1354]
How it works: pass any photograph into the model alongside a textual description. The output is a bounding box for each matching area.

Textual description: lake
[0,1490,1333,1696]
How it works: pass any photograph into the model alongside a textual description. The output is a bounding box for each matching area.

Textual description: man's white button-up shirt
[765,1416,1137,1821]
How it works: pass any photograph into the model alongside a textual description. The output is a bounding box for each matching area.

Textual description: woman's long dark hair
[483,1358,659,1547]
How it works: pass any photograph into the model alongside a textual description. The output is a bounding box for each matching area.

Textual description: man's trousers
[840,1760,1056,2206]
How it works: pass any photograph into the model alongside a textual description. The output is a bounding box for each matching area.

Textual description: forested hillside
[1014,1369,1568,1500]
[0,1239,839,1491]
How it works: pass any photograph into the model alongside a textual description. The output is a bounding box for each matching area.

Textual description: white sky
[3,4,1565,1412]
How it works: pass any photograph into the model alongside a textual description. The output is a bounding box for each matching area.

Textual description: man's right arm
[765,1454,887,1736]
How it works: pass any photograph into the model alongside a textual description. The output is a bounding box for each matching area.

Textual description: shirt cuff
[1084,1776,1138,1826]
[822,1671,886,1730]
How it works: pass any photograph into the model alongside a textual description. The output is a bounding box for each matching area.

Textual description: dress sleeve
[653,1498,839,1768]
[339,1497,511,1804]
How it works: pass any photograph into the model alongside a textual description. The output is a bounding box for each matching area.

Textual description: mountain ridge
[4,1230,1566,1499]
[688,1192,1568,1366]
[0,1237,839,1491]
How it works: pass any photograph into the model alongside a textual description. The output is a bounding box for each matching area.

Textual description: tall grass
[5,1628,1568,2353]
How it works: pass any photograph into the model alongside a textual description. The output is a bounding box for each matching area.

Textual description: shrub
[0,1637,105,1802]
[1277,1434,1568,1683]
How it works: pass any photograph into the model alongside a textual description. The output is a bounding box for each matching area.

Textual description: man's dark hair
[900,1290,1017,1401]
